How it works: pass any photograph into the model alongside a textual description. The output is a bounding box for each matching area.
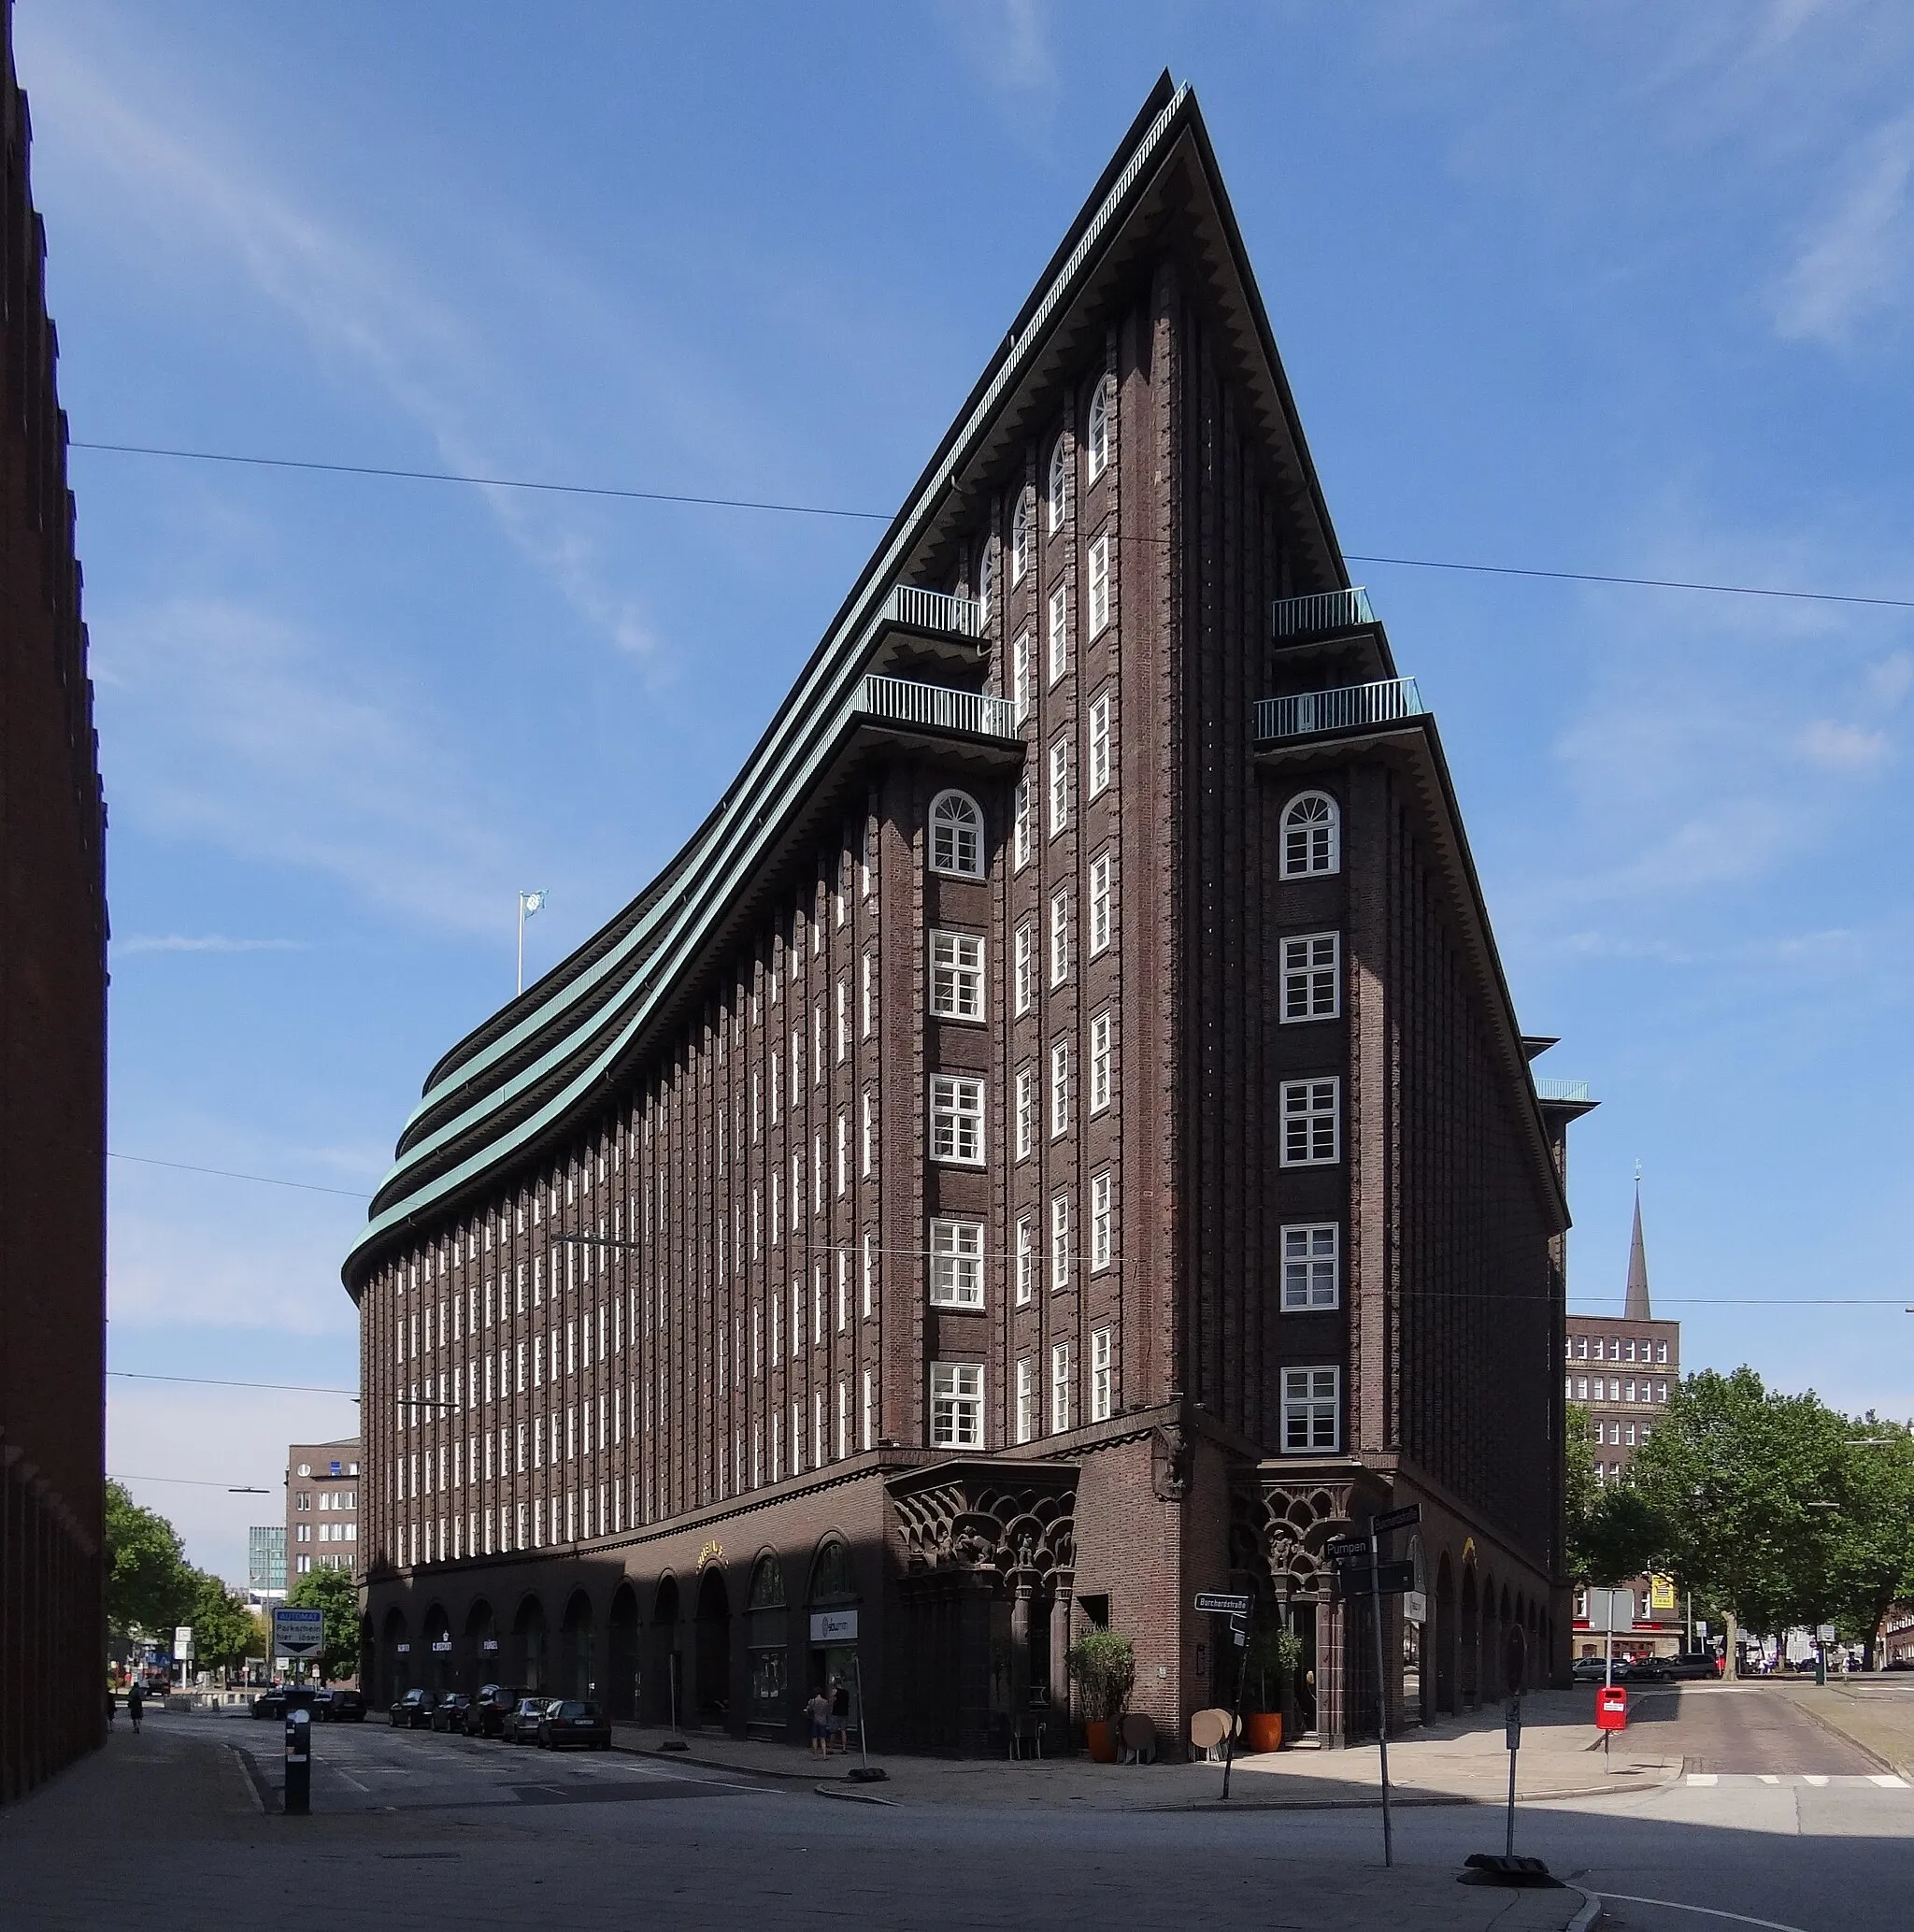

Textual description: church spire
[1624,1175,1651,1321]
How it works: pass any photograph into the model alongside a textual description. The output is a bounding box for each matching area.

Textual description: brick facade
[0,0,110,1804]
[345,81,1584,1753]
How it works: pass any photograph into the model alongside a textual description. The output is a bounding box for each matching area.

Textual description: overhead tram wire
[68,439,1914,615]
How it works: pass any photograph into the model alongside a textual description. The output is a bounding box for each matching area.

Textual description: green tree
[286,1567,361,1682]
[105,1481,195,1643]
[1825,1419,1914,1662]
[188,1572,257,1676]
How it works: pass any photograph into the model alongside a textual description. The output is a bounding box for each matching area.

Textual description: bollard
[284,1708,311,1815]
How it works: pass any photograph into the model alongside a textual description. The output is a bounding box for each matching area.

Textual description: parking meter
[284,1708,311,1813]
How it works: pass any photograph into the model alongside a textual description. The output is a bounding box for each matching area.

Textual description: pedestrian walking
[127,1682,144,1734]
[805,1686,831,1760]
[106,1689,116,1729]
[829,1677,850,1754]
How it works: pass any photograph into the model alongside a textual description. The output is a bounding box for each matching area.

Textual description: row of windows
[1593,1418,1651,1448]
[931,1359,1341,1453]
[1567,1334,1670,1365]
[1571,1376,1668,1406]
[294,1520,358,1544]
[996,379,1113,603]
[1006,538,1115,711]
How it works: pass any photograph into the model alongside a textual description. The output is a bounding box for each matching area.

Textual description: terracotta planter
[1085,1720,1120,1763]
[1243,1710,1284,1753]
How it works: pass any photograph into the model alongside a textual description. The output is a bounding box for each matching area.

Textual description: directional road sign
[274,1606,325,1660]
[1371,1503,1422,1536]
[1336,1561,1417,1599]
[1193,1592,1251,1616]
[1324,1535,1368,1562]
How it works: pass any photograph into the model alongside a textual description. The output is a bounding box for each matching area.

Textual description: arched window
[1046,438,1067,534]
[808,1540,857,1604]
[1010,491,1031,586]
[747,1553,786,1610]
[1279,791,1339,879]
[1086,378,1110,482]
[976,538,993,628]
[929,790,984,879]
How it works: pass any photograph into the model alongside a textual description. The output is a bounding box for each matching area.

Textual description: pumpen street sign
[1324,1535,1368,1563]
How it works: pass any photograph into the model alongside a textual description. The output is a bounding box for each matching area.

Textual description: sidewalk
[612,1687,1678,1810]
[1768,1679,1914,1777]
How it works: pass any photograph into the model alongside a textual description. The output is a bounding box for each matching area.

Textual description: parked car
[389,1689,438,1728]
[465,1684,529,1739]
[326,1689,367,1722]
[504,1696,554,1745]
[1626,1657,1671,1682]
[1661,1653,1719,1682]
[536,1699,612,1752]
[1570,1656,1610,1684]
[250,1687,287,1720]
[428,1694,472,1733]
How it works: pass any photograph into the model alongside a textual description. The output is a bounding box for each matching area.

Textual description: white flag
[521,890,547,918]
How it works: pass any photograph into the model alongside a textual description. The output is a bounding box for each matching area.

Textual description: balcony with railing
[1270,585,1376,639]
[1253,676,1424,745]
[880,585,984,640]
[847,673,1017,742]
[1534,1078,1593,1105]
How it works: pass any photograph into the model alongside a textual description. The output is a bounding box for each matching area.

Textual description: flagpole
[516,893,526,996]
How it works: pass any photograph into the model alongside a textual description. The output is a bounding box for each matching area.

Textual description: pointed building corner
[1624,1184,1651,1321]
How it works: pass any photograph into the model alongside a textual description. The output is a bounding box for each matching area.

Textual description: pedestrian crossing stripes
[1682,1772,1907,1788]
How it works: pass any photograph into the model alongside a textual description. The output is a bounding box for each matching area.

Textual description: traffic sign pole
[1369,1515,1393,1868]
[1221,1613,1250,1803]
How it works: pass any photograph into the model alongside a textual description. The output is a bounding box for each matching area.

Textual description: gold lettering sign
[698,1539,723,1568]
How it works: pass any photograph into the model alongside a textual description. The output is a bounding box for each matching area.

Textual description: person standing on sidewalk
[829,1677,850,1754]
[806,1686,831,1760]
[106,1688,116,1730]
[127,1681,144,1734]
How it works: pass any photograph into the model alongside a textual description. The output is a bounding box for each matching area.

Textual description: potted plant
[1242,1625,1304,1753]
[1065,1628,1135,1762]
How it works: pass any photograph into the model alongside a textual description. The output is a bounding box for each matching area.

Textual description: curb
[814,1781,898,1806]
[1776,1692,1902,1778]
[1564,1892,1602,1932]
[607,1737,816,1783]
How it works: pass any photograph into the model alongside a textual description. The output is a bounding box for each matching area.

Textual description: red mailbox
[1594,1686,1628,1732]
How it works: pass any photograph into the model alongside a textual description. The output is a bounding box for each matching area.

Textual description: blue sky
[22,1,1913,1582]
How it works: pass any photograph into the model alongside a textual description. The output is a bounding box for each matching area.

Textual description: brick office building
[346,79,1589,1751]
[286,1438,362,1581]
[0,2,110,1803]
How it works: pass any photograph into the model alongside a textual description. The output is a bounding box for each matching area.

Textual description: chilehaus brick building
[0,0,110,1802]
[347,79,1591,1753]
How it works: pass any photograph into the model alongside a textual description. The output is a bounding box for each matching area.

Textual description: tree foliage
[105,1481,196,1641]
[286,1567,362,1682]
[189,1572,258,1672]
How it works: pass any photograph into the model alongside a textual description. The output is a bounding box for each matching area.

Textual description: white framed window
[977,539,993,628]
[862,950,875,1038]
[1280,1223,1339,1310]
[1013,779,1033,870]
[1049,737,1071,836]
[929,1219,985,1309]
[1047,437,1067,534]
[1088,689,1112,794]
[836,1109,849,1196]
[1010,492,1031,586]
[931,930,986,1021]
[1087,376,1110,481]
[1048,584,1068,685]
[1050,1039,1070,1138]
[1014,921,1036,1016]
[1050,891,1071,987]
[1281,932,1340,1022]
[1280,791,1340,879]
[862,1369,875,1450]
[1279,1078,1340,1166]
[1012,631,1033,724]
[930,1362,983,1448]
[862,1089,876,1178]
[1016,1357,1037,1443]
[1015,1215,1035,1305]
[1050,1342,1072,1433]
[1089,852,1113,954]
[930,1075,985,1166]
[1016,1066,1036,1159]
[1050,1194,1070,1294]
[836,977,850,1060]
[1091,1170,1113,1270]
[863,1229,877,1318]
[1088,532,1110,637]
[1091,1328,1113,1422]
[1281,1366,1341,1453]
[1089,1009,1112,1113]
[930,789,985,878]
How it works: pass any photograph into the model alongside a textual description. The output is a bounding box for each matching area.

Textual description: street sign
[1193,1592,1251,1616]
[1371,1503,1421,1536]
[1336,1561,1417,1598]
[274,1606,325,1660]
[1585,1587,1633,1634]
[1324,1535,1368,1562]
[1650,1573,1677,1613]
[1816,1624,1836,1642]
[174,1625,193,1660]
[1403,1590,1429,1625]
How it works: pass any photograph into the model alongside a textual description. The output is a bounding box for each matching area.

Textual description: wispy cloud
[93,594,517,933]
[936,0,1057,109]
[1798,718,1890,769]
[21,28,661,663]
[1775,107,1914,347]
[114,934,307,956]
